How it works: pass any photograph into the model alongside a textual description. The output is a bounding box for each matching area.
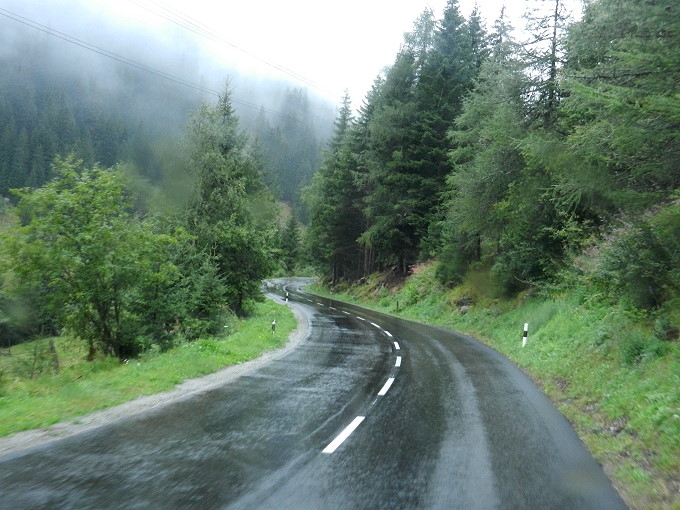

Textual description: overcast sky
[104,0,545,104]
[4,0,582,107]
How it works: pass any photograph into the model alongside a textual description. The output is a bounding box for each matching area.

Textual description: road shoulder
[0,298,310,458]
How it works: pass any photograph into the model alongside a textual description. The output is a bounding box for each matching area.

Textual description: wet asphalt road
[0,279,626,509]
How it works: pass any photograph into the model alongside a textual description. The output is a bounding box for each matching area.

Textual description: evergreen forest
[305,0,680,317]
[0,0,677,389]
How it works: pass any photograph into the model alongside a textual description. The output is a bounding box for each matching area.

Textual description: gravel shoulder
[0,297,310,458]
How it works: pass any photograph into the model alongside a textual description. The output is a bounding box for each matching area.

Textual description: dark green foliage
[184,86,277,313]
[435,232,479,287]
[0,157,245,358]
[0,285,58,345]
[618,329,669,365]
[280,215,301,275]
[304,92,365,283]
[522,0,572,127]
[328,1,489,275]
[592,201,680,310]
[4,158,174,359]
[300,0,680,316]
[563,0,680,204]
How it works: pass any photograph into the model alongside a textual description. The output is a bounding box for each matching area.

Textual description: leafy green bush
[593,203,680,310]
[618,329,668,365]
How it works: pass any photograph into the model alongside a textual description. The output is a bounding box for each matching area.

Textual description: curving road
[0,278,626,509]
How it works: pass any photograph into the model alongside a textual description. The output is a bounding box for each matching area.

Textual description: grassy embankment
[310,263,679,510]
[0,298,296,438]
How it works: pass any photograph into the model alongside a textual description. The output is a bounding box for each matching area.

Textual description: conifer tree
[439,8,527,286]
[304,92,364,283]
[563,0,680,204]
[184,85,275,312]
[358,2,487,271]
[522,0,572,127]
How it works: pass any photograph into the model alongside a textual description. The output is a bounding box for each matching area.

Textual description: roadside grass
[0,298,296,438]
[311,263,680,510]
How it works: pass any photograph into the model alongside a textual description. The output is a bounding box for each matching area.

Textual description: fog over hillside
[1,0,335,131]
[0,0,335,205]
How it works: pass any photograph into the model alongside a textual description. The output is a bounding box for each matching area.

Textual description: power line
[0,7,293,119]
[128,0,323,90]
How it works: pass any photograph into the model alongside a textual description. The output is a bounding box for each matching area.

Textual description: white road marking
[342,311,351,315]
[378,377,395,396]
[316,302,324,306]
[357,316,366,321]
[322,416,366,454]
[329,306,336,311]
[393,341,400,350]
[384,330,393,338]
[370,322,380,329]
[395,356,402,367]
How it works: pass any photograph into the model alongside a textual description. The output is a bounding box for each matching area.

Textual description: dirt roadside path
[0,298,310,459]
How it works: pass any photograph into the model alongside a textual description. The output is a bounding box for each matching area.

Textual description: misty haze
[0,0,335,207]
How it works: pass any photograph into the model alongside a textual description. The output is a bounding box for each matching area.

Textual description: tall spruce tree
[184,85,275,313]
[358,3,487,272]
[357,10,441,273]
[304,92,364,283]
[438,8,527,286]
[415,0,489,255]
[522,0,572,127]
[359,48,422,273]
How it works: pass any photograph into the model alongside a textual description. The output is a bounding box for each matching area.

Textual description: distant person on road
[271,320,276,334]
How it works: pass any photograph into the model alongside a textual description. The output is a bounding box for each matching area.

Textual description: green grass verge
[311,264,680,510]
[0,298,296,437]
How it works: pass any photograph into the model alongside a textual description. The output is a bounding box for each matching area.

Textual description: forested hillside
[0,0,677,505]
[1,86,283,357]
[305,0,679,309]
[0,2,333,210]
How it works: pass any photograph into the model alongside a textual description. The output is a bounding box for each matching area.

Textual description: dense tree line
[304,0,680,313]
[0,38,201,197]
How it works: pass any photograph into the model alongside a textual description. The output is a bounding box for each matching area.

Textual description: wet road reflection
[0,279,626,509]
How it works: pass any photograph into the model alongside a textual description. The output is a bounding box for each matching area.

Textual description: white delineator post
[522,323,529,347]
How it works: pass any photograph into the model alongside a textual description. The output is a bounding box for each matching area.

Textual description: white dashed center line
[378,377,395,396]
[320,316,405,454]
[322,416,366,454]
